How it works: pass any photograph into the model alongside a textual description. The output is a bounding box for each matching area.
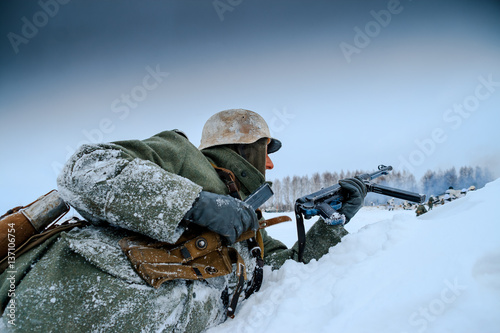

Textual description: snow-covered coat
[0,130,347,332]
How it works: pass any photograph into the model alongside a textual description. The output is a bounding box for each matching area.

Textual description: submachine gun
[294,165,426,262]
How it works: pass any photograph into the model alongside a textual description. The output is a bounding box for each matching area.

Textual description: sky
[1,0,500,208]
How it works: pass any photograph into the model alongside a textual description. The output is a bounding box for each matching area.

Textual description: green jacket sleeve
[56,131,210,244]
[262,219,348,269]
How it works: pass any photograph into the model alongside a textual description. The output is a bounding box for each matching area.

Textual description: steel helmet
[199,109,281,153]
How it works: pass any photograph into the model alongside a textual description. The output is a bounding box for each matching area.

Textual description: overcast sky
[1,0,500,208]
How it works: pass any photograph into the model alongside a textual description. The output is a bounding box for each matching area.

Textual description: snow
[208,178,500,333]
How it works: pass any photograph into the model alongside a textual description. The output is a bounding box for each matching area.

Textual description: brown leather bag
[119,216,290,286]
[119,215,291,318]
[120,230,244,285]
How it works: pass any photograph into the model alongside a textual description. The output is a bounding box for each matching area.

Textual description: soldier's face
[238,138,268,176]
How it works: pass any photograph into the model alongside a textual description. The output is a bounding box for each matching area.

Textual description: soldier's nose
[265,154,274,170]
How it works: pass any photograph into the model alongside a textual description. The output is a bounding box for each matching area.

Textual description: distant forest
[263,166,495,211]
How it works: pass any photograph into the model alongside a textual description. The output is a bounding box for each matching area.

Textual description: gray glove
[183,191,259,244]
[338,177,367,223]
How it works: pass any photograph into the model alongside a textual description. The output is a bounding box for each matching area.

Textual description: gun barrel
[367,183,425,203]
[357,165,393,181]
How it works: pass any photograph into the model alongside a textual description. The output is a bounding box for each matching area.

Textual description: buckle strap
[244,236,264,298]
[259,215,292,228]
[226,247,247,318]
[212,165,242,200]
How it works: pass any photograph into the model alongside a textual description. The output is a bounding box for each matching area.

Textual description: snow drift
[209,178,500,333]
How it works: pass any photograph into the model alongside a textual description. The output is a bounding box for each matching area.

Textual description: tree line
[263,165,495,212]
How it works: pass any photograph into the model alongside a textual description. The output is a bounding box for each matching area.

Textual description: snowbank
[209,179,500,333]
